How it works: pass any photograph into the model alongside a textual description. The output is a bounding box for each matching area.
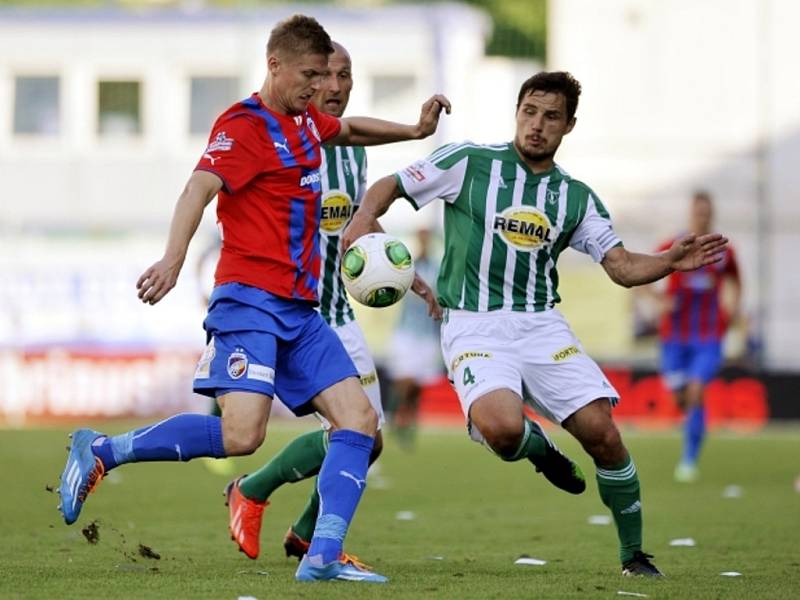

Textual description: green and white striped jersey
[317,145,368,326]
[394,141,622,313]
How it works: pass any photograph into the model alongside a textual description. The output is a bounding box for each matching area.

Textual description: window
[98,80,141,136]
[14,76,60,135]
[190,77,240,135]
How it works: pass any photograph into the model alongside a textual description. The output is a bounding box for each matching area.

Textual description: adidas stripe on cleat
[58,428,106,525]
[225,476,267,559]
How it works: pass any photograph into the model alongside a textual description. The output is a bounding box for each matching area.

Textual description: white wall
[549,0,800,368]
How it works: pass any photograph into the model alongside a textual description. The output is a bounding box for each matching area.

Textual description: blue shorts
[660,340,722,390]
[192,283,358,416]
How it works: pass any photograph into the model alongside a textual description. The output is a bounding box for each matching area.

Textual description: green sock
[239,429,327,502]
[291,483,321,542]
[596,456,643,563]
[498,418,547,462]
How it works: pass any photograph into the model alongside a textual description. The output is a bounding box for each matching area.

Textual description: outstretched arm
[330,95,451,146]
[601,233,729,288]
[341,175,403,250]
[136,170,223,305]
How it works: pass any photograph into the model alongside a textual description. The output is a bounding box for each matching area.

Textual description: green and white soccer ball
[341,233,415,307]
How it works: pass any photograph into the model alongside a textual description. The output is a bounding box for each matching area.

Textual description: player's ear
[267,54,280,77]
[565,117,576,134]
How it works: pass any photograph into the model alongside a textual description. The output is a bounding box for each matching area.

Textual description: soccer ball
[341,233,415,307]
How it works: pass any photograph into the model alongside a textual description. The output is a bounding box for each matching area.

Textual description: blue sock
[307,429,374,565]
[91,413,226,471]
[682,406,706,465]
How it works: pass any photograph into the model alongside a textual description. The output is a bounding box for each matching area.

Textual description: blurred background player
[222,41,440,563]
[58,15,450,584]
[644,191,741,482]
[344,71,730,577]
[385,227,444,448]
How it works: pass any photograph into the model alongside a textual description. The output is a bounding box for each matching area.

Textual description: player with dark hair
[647,191,741,482]
[57,15,450,584]
[344,70,728,577]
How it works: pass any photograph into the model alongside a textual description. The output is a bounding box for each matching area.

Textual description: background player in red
[647,191,741,482]
[58,14,450,584]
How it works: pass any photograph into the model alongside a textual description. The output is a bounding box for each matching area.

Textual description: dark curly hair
[517,71,582,121]
[267,14,334,57]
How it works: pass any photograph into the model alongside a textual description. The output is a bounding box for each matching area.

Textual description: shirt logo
[494,206,554,251]
[307,116,321,142]
[227,351,248,379]
[320,190,354,234]
[300,170,321,188]
[273,138,290,154]
[546,189,560,205]
[202,153,221,166]
[403,161,427,182]
[206,132,234,152]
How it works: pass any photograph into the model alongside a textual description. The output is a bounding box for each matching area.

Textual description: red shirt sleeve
[308,103,341,142]
[724,245,741,281]
[195,114,264,194]
[655,239,672,253]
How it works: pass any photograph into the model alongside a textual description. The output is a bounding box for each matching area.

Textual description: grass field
[1,422,798,599]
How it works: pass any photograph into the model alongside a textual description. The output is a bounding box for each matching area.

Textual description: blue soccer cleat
[58,428,106,525]
[295,553,388,583]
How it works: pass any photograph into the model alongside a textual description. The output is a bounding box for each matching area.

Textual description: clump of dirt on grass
[138,544,161,560]
[81,520,100,544]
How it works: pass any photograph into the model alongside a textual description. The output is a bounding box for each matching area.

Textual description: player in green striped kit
[225,41,439,562]
[344,71,729,577]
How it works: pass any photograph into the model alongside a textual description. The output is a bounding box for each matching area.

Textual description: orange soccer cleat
[225,477,268,559]
[283,526,372,570]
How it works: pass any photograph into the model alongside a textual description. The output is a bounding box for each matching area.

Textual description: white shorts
[440,308,619,439]
[385,329,443,385]
[318,319,384,430]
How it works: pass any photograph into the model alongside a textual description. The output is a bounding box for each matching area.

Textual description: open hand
[136,256,183,305]
[414,94,452,139]
[668,233,728,272]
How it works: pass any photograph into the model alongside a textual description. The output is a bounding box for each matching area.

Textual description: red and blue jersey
[657,237,740,343]
[195,93,341,302]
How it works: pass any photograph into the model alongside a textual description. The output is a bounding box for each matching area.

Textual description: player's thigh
[325,320,384,428]
[688,341,723,384]
[440,312,522,436]
[312,376,377,435]
[275,312,362,419]
[518,312,619,425]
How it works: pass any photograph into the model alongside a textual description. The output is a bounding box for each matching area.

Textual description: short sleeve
[195,115,264,194]
[308,104,341,143]
[569,193,623,262]
[394,145,469,210]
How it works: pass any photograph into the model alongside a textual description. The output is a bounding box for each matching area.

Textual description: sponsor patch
[307,116,321,141]
[194,337,216,379]
[545,188,560,205]
[247,363,275,384]
[320,190,354,234]
[206,132,234,153]
[300,170,321,188]
[552,345,580,362]
[227,351,248,379]
[493,206,554,251]
[359,371,378,387]
[451,351,492,372]
[403,161,427,182]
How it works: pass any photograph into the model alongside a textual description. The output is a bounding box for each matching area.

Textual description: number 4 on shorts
[462,366,476,386]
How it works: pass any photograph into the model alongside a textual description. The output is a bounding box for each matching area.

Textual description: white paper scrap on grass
[238,596,258,600]
[395,511,416,521]
[426,556,445,560]
[669,537,696,547]
[514,557,547,566]
[588,514,612,525]
[617,592,648,598]
[721,571,743,577]
[722,485,743,498]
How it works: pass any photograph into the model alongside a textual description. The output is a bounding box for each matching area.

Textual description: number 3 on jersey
[462,366,476,386]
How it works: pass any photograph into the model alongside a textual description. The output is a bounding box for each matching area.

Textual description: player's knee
[222,424,265,456]
[589,426,624,465]
[477,418,525,459]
